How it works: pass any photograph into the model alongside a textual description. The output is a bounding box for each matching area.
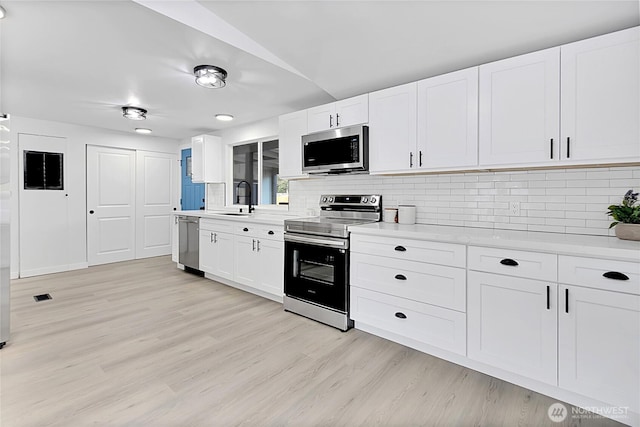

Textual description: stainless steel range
[283,195,382,331]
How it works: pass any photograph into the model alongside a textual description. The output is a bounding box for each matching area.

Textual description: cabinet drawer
[351,253,465,311]
[257,226,284,241]
[351,287,466,355]
[468,246,557,281]
[200,219,233,233]
[351,234,466,267]
[559,255,640,295]
[235,224,260,235]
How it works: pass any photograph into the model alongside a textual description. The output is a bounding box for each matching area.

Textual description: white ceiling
[1,1,638,140]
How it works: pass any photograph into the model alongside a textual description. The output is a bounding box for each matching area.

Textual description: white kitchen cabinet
[307,94,369,133]
[191,134,224,183]
[561,27,640,162]
[278,110,308,179]
[234,224,284,298]
[478,47,560,167]
[351,286,467,355]
[369,82,418,173]
[467,271,558,385]
[171,215,178,263]
[559,285,640,412]
[417,67,479,170]
[199,220,234,280]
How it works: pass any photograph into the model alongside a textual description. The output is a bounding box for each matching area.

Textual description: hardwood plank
[0,256,624,426]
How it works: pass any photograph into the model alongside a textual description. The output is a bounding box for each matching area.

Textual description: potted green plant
[607,189,640,241]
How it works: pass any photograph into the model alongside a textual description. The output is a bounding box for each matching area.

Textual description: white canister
[398,205,416,225]
[383,208,398,223]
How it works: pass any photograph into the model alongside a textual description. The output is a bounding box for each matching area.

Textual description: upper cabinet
[307,94,369,133]
[478,47,560,167]
[280,27,639,177]
[369,82,417,173]
[278,110,309,179]
[370,67,479,174]
[191,134,224,183]
[561,26,640,162]
[417,67,479,170]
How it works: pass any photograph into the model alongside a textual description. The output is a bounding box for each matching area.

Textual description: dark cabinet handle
[89,210,94,214]
[268,230,274,235]
[500,258,519,266]
[419,150,423,167]
[550,138,554,159]
[603,271,629,281]
[394,274,407,281]
[394,246,406,252]
[409,152,414,168]
[329,115,333,128]
[566,137,571,158]
[546,285,550,310]
[173,207,177,211]
[395,312,407,319]
[243,227,249,232]
[336,113,340,127]
[565,288,569,313]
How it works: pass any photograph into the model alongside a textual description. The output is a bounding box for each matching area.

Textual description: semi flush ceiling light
[215,114,234,122]
[122,106,147,120]
[135,128,152,134]
[194,65,227,89]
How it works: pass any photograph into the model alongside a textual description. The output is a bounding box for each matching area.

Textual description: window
[232,139,287,207]
[24,151,64,190]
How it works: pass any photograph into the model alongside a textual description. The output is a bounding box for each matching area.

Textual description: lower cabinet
[199,229,234,280]
[234,232,284,297]
[559,285,640,412]
[350,287,466,355]
[467,271,558,385]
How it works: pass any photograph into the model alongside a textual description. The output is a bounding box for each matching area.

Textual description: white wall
[9,116,180,278]
[288,166,640,237]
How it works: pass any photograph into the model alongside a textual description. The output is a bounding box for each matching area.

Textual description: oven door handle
[284,233,348,249]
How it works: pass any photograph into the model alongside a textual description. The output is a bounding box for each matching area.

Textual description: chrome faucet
[236,180,254,213]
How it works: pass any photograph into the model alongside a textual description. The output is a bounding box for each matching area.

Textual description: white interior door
[18,133,68,277]
[87,145,136,266]
[135,150,178,259]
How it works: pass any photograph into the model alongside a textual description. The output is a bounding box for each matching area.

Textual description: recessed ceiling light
[0,6,6,19]
[135,128,152,134]
[215,114,234,122]
[194,65,227,89]
[122,106,147,120]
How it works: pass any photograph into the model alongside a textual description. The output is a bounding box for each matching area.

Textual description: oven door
[284,233,349,312]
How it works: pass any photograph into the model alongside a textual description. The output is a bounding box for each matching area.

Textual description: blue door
[181,148,205,210]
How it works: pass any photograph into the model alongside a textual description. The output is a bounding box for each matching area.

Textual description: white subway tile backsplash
[287,166,639,237]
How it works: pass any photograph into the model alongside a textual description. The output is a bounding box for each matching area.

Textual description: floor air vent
[33,294,52,302]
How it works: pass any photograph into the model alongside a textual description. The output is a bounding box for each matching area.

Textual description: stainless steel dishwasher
[177,215,200,271]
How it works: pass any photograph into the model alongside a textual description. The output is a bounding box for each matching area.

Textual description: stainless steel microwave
[301,125,368,174]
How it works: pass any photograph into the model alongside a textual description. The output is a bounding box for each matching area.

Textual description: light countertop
[349,222,640,262]
[174,210,297,226]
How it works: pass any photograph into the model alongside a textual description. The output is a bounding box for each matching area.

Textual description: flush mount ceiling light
[215,114,234,122]
[0,6,6,19]
[135,128,152,134]
[194,65,227,89]
[122,106,147,120]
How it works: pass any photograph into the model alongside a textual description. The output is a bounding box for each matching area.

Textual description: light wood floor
[0,256,623,427]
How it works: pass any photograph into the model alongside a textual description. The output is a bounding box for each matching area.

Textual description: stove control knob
[322,197,327,203]
[329,197,334,202]
[362,197,368,203]
[370,197,377,203]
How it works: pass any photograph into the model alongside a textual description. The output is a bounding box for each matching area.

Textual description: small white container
[398,205,416,225]
[384,208,398,223]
